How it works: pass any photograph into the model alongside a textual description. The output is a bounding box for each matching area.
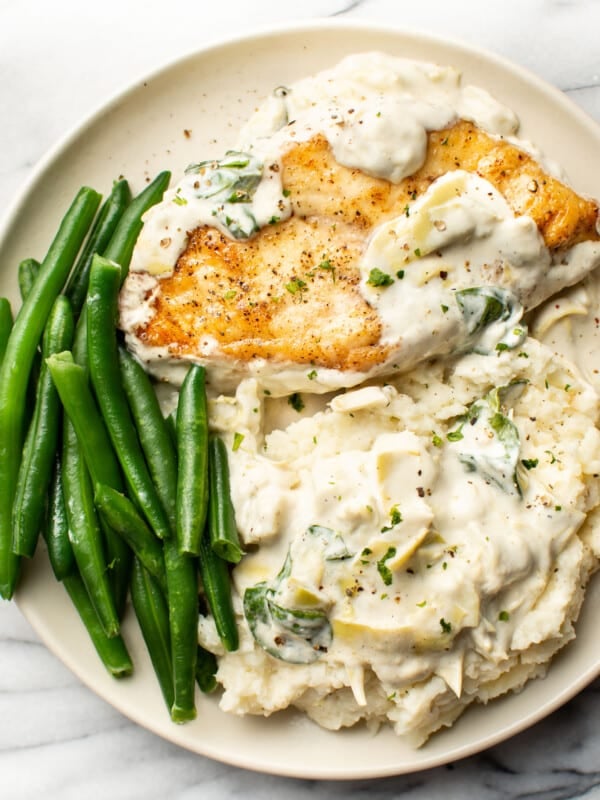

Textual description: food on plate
[120,53,600,395]
[4,50,600,748]
[121,52,600,744]
[200,340,600,744]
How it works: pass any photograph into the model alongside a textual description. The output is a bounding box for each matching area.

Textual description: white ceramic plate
[4,20,600,780]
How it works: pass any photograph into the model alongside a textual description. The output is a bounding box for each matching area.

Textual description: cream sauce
[129,52,519,278]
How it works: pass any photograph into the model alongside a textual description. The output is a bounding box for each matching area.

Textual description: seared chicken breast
[120,120,599,391]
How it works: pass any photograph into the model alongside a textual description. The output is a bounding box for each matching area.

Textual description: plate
[4,19,600,780]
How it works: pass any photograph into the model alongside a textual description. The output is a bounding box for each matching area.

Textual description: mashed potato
[197,338,600,745]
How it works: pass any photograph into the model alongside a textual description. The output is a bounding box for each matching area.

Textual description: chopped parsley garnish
[288,393,304,412]
[446,430,464,442]
[396,269,405,279]
[172,194,188,206]
[441,304,449,313]
[414,248,422,258]
[381,505,402,532]
[366,268,394,287]
[496,342,510,352]
[282,188,291,198]
[498,610,510,622]
[285,278,307,295]
[431,432,443,448]
[377,547,397,586]
[390,506,402,525]
[307,369,317,380]
[521,458,539,470]
[440,618,452,634]
[223,289,237,300]
[232,432,244,452]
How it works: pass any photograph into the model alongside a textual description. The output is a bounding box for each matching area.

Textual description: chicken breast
[120,121,600,393]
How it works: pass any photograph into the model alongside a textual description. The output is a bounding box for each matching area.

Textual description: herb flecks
[381,505,402,532]
[367,268,394,287]
[377,547,397,586]
[288,393,305,413]
[318,259,336,282]
[521,458,538,470]
[285,277,307,296]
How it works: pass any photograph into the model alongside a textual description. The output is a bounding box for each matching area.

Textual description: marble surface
[2,0,600,797]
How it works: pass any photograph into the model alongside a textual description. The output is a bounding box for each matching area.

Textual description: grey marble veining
[2,1,600,798]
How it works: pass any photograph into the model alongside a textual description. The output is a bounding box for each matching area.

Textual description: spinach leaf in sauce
[455,287,527,354]
[185,151,263,239]
[446,382,526,496]
[243,527,348,664]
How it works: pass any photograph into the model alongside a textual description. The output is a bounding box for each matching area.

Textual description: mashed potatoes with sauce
[198,339,600,744]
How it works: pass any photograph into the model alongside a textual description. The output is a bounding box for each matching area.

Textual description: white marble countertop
[2,1,600,797]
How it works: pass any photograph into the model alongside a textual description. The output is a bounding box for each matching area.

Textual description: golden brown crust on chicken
[126,121,599,373]
[283,121,599,250]
[138,216,386,370]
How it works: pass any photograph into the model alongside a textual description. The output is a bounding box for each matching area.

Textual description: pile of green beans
[0,173,242,723]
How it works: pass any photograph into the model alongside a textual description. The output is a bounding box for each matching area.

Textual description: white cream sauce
[129,51,520,278]
[122,52,600,398]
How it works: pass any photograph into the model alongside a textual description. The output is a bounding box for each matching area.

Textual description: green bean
[95,483,167,594]
[61,414,120,638]
[208,436,244,564]
[118,345,177,532]
[65,304,130,608]
[0,298,13,364]
[103,171,171,278]
[195,645,218,694]
[130,558,174,710]
[63,573,133,677]
[164,539,198,722]
[69,313,132,614]
[43,454,76,581]
[198,529,239,652]
[66,179,132,315]
[18,258,40,302]
[87,256,172,541]
[176,365,209,556]
[46,352,123,491]
[47,350,131,620]
[12,297,75,557]
[16,262,41,415]
[0,186,101,599]
[165,407,178,448]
